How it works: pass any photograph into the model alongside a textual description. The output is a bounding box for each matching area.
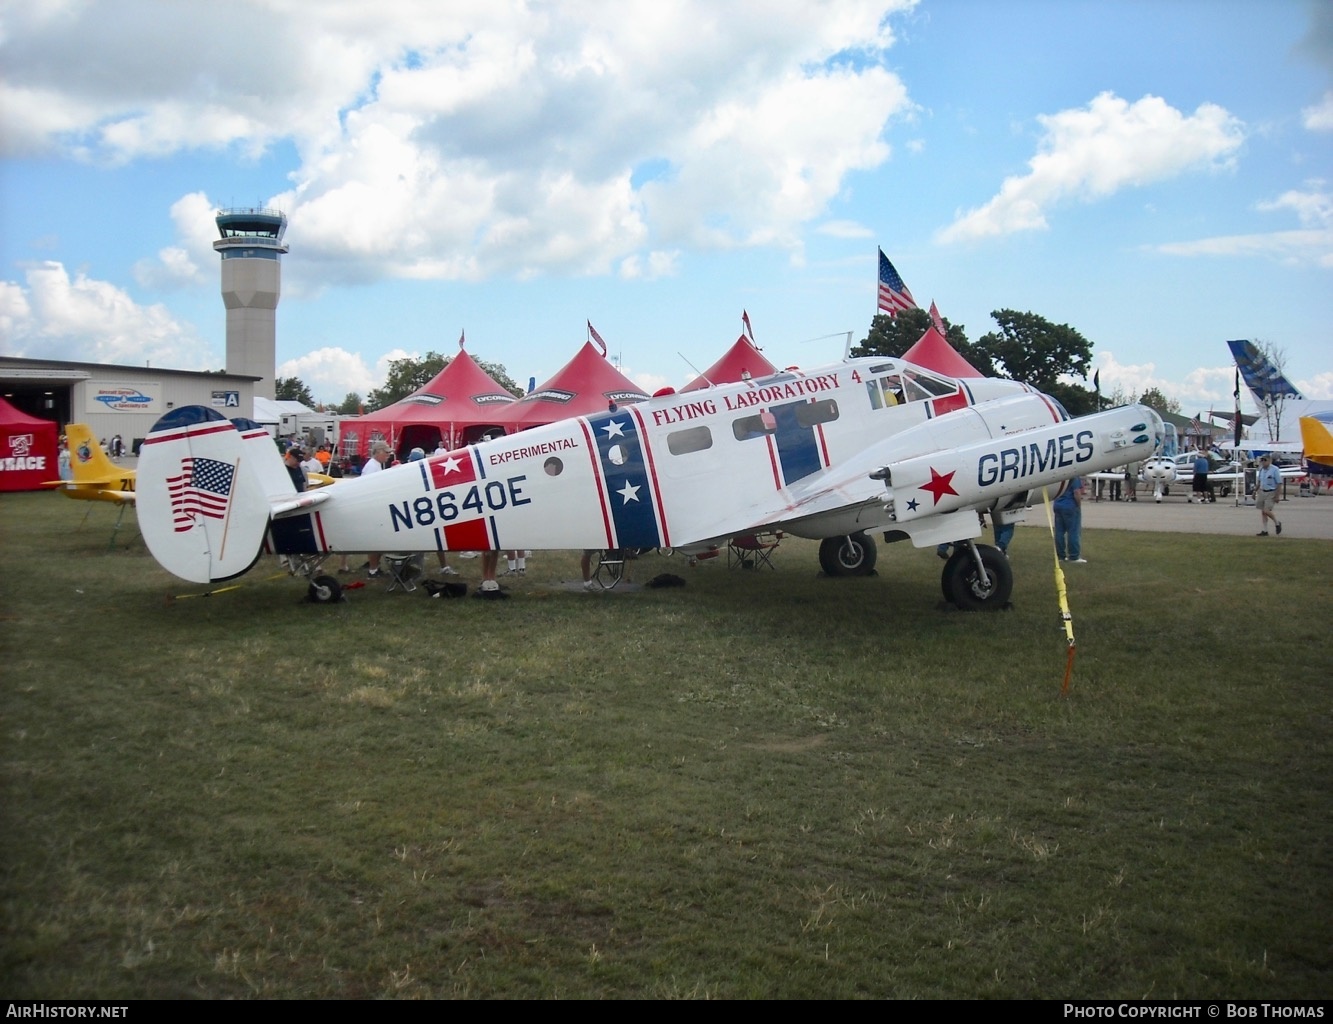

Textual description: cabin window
[667,426,713,455]
[902,369,957,399]
[543,457,563,476]
[795,398,839,428]
[732,410,777,441]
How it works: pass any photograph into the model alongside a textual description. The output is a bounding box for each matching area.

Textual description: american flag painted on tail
[167,457,235,531]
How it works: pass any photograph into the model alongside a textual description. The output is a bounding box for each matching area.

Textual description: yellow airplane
[1299,411,1333,477]
[54,423,136,503]
[53,422,334,505]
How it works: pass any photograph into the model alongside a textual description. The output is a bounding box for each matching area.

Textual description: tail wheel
[308,574,343,604]
[818,532,877,576]
[943,544,1012,611]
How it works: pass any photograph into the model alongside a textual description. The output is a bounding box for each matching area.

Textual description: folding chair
[382,553,423,593]
[727,531,782,570]
[589,548,628,589]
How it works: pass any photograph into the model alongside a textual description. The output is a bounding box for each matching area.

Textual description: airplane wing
[48,480,136,503]
[694,398,1161,550]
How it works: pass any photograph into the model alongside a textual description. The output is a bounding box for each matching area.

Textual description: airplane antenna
[794,330,856,358]
[677,352,713,388]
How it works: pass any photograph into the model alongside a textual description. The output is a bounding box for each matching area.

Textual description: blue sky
[2,0,1329,417]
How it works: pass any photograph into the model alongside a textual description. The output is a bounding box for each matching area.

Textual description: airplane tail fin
[1228,339,1304,405]
[1299,411,1333,465]
[65,423,122,485]
[137,407,273,583]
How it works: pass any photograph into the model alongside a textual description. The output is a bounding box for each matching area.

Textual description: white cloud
[937,92,1245,244]
[1256,181,1332,226]
[1153,181,1333,267]
[1092,352,1241,415]
[817,220,875,239]
[0,1,917,287]
[278,347,379,402]
[618,250,680,280]
[1296,372,1333,400]
[1302,91,1333,132]
[0,261,218,369]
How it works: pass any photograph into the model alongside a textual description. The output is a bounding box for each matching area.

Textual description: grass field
[1,492,1329,999]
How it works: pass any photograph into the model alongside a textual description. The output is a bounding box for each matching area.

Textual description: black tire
[941,547,968,602]
[819,533,877,576]
[944,544,1012,611]
[308,574,343,604]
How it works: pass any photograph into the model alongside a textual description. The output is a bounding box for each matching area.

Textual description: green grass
[1,493,1329,998]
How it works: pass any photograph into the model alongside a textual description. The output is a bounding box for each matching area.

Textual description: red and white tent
[681,335,779,392]
[0,397,60,492]
[342,347,518,459]
[499,342,648,431]
[901,326,984,379]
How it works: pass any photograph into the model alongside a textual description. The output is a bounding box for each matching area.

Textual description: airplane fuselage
[271,358,1034,558]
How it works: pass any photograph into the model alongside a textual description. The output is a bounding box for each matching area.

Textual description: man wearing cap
[1255,455,1283,536]
[283,445,308,493]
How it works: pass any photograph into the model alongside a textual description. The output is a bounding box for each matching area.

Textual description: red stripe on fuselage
[629,405,671,548]
[764,432,782,490]
[578,419,616,548]
[142,422,236,445]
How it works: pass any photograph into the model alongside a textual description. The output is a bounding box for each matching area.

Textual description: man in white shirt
[361,441,391,576]
[1255,455,1283,536]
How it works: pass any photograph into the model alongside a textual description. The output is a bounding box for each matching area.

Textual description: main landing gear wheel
[941,543,1012,611]
[307,574,343,604]
[819,532,877,576]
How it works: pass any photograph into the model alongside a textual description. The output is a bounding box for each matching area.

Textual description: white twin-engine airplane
[137,357,1163,610]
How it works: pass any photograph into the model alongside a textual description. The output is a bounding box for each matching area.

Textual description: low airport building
[0,356,260,453]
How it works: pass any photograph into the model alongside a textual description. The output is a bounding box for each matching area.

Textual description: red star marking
[919,466,959,505]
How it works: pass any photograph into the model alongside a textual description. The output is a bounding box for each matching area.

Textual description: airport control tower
[214,207,288,400]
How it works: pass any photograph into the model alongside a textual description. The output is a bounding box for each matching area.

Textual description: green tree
[334,392,364,415]
[1136,386,1181,415]
[275,376,315,406]
[975,309,1095,414]
[851,308,997,377]
[366,352,522,410]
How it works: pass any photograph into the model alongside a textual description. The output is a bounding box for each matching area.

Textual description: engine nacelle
[877,404,1162,523]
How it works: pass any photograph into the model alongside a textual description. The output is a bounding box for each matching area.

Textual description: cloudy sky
[2,0,1330,417]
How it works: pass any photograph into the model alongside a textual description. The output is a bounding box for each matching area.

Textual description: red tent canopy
[901,326,984,379]
[681,335,779,392]
[499,342,648,431]
[343,348,517,459]
[0,397,60,492]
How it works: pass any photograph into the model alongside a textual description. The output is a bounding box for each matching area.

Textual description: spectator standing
[1054,476,1086,563]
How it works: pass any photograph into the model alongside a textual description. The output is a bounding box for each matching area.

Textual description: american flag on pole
[588,320,607,356]
[928,300,945,335]
[742,309,754,343]
[167,457,235,532]
[1233,369,1243,448]
[877,249,916,316]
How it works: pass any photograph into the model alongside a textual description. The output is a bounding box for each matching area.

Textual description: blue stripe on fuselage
[771,400,823,486]
[584,409,661,548]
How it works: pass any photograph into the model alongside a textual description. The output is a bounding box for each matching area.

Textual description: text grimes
[977,429,1094,487]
